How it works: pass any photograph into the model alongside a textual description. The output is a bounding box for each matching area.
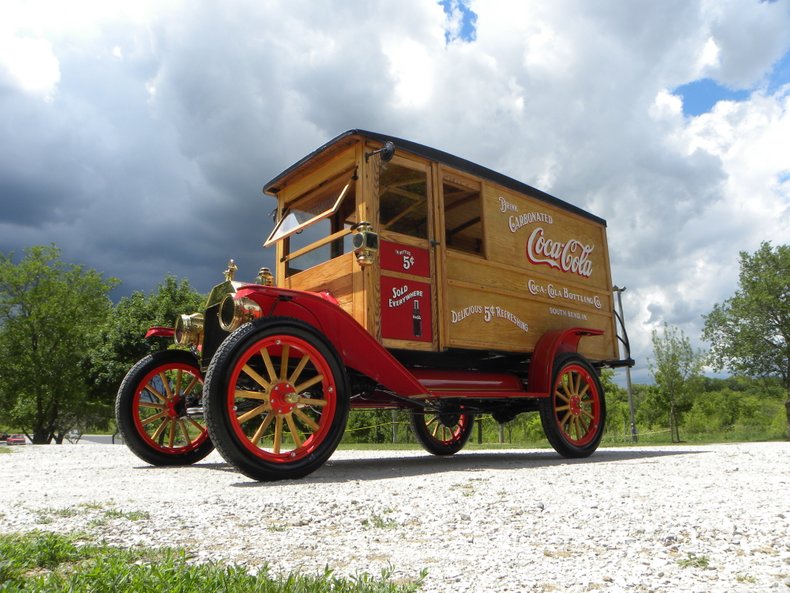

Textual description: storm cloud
[1,0,789,382]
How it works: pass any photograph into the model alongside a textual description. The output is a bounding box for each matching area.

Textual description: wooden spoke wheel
[540,353,606,458]
[410,407,474,455]
[115,350,213,466]
[205,318,349,481]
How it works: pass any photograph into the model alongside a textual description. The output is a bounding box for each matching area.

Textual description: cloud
[0,34,60,99]
[0,0,788,386]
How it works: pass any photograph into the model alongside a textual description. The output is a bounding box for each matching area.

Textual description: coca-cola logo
[526,227,594,278]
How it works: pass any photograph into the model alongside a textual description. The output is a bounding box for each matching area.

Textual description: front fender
[234,285,426,397]
[145,326,175,339]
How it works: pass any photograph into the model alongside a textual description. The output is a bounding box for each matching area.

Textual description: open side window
[442,174,484,255]
[264,171,355,248]
[379,162,429,240]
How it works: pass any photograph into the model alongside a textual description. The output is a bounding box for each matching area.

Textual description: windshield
[264,174,353,247]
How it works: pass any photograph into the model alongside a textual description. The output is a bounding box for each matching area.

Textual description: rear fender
[234,285,426,397]
[528,328,604,395]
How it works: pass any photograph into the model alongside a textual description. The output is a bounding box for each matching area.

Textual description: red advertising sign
[380,276,432,342]
[380,240,430,277]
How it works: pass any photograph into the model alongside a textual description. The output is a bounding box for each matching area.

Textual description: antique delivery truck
[116,130,633,481]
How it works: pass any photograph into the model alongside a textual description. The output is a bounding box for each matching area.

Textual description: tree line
[0,242,787,444]
[0,245,201,443]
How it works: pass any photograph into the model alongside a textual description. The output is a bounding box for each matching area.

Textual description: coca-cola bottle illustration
[412,298,422,337]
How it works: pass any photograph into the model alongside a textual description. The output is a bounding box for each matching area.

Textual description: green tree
[600,369,631,440]
[0,245,118,443]
[649,322,704,442]
[702,242,790,437]
[86,275,204,403]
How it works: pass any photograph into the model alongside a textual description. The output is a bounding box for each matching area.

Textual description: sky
[1,0,789,384]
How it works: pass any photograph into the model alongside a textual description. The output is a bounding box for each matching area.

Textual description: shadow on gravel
[229,447,707,487]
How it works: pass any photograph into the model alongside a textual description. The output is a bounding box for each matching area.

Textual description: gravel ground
[1,441,788,593]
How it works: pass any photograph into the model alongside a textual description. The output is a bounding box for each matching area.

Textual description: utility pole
[613,285,637,443]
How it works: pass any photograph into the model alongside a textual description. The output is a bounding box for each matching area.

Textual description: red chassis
[116,280,622,481]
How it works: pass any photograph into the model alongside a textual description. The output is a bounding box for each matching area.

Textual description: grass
[363,515,399,530]
[677,553,711,569]
[0,531,425,593]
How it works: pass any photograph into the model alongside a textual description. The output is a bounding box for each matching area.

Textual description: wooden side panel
[443,181,618,361]
[484,185,610,290]
[284,253,355,315]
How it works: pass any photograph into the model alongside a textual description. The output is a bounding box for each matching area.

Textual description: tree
[702,242,790,437]
[649,322,704,442]
[0,245,117,443]
[600,369,630,440]
[85,275,204,404]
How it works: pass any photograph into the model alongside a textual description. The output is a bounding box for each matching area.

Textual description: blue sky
[1,0,789,384]
[441,0,790,119]
[676,48,790,115]
[440,0,478,43]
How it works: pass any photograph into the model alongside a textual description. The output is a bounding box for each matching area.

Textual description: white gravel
[1,441,788,592]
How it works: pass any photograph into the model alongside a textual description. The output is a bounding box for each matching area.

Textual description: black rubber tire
[204,317,350,481]
[539,353,606,458]
[410,408,475,455]
[115,350,214,466]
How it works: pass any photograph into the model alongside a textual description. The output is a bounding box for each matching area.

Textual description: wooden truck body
[116,130,632,481]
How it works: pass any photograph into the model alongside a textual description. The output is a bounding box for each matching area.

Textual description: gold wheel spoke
[575,416,586,439]
[426,416,439,427]
[186,417,206,433]
[151,417,169,441]
[288,355,310,386]
[142,411,168,426]
[279,344,290,381]
[558,411,572,428]
[235,389,269,401]
[236,403,270,424]
[569,416,578,439]
[293,408,320,432]
[242,365,271,390]
[167,419,176,447]
[580,408,594,421]
[555,404,570,412]
[579,382,590,398]
[183,374,200,396]
[431,422,440,438]
[160,373,174,400]
[251,413,275,447]
[179,420,192,445]
[259,347,278,384]
[144,385,166,404]
[294,374,324,394]
[286,415,303,448]
[273,416,283,454]
[139,401,165,410]
[555,388,570,403]
[297,397,327,407]
[175,370,183,398]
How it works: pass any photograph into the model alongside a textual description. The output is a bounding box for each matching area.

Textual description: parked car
[6,434,26,446]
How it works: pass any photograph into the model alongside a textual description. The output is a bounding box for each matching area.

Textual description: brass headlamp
[218,295,263,332]
[351,221,379,267]
[174,313,204,346]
